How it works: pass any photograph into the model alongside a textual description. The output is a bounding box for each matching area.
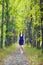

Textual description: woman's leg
[19,45,24,54]
[19,45,22,52]
[21,45,24,51]
[20,45,24,54]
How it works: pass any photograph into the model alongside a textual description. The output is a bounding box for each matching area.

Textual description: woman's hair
[19,31,23,36]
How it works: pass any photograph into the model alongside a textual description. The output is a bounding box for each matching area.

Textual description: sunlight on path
[2,48,29,65]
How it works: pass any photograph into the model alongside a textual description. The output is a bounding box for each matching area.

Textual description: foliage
[0,0,42,50]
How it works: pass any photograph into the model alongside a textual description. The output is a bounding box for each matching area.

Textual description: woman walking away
[19,31,24,54]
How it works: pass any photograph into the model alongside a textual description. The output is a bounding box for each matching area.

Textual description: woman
[19,31,24,54]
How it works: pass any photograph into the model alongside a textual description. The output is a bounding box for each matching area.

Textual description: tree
[5,0,10,46]
[40,0,43,52]
[1,0,4,48]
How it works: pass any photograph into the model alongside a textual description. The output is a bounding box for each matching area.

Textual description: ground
[2,48,30,65]
[0,44,43,65]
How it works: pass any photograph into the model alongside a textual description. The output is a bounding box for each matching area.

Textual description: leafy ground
[0,43,43,65]
[24,44,43,65]
[0,43,17,65]
[2,48,29,65]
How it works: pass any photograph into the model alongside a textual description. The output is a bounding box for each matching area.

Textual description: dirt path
[2,48,30,65]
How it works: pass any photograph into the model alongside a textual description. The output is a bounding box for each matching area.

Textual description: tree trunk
[5,0,9,46]
[37,27,40,49]
[1,0,4,48]
[42,27,43,52]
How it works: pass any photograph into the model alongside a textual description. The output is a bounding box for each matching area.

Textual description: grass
[24,44,43,65]
[0,43,17,61]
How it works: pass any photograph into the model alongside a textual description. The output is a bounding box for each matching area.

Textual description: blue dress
[19,35,24,45]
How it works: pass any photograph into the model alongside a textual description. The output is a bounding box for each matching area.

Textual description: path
[2,48,30,65]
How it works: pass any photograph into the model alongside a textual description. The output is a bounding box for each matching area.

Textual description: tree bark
[5,0,9,46]
[1,0,4,48]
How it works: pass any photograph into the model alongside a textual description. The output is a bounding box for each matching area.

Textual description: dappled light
[0,0,43,65]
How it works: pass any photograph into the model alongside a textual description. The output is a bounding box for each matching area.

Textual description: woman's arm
[23,34,25,44]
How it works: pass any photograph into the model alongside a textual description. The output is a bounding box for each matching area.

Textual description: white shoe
[21,50,23,54]
[20,48,23,54]
[21,51,23,54]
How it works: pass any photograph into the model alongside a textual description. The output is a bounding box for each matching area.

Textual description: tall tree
[1,0,4,48]
[40,0,43,52]
[5,0,10,46]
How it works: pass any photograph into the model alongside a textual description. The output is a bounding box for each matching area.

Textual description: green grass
[0,43,17,61]
[24,44,43,65]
